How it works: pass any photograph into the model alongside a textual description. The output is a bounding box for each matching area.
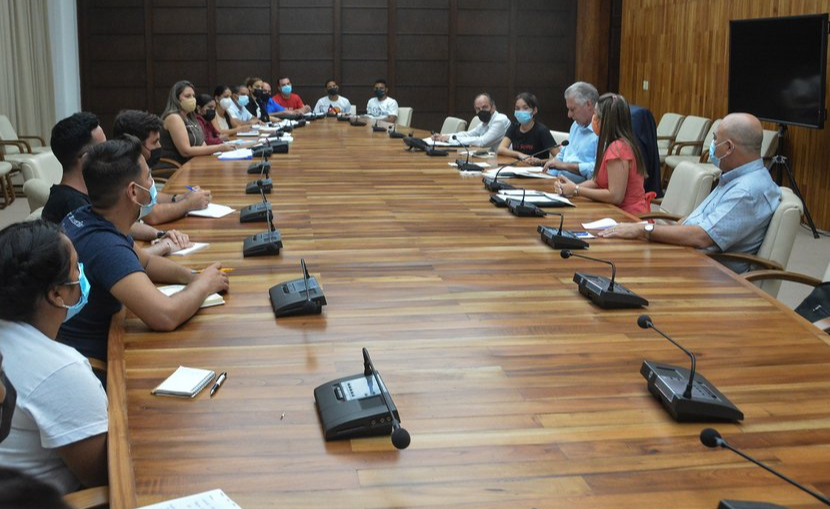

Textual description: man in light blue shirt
[544,82,599,183]
[598,113,781,273]
[432,93,510,152]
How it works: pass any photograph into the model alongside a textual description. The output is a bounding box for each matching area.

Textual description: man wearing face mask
[599,113,781,273]
[430,93,510,151]
[314,79,352,115]
[274,77,311,114]
[57,137,230,364]
[366,79,398,123]
[262,81,286,117]
[543,81,600,183]
[226,85,258,125]
[43,112,189,257]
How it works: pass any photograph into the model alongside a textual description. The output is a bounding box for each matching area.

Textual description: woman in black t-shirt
[498,92,556,166]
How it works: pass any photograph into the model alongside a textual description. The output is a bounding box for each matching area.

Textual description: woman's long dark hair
[592,93,647,179]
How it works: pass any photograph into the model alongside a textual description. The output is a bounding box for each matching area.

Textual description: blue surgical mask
[238,95,250,107]
[514,110,533,125]
[135,180,157,220]
[709,140,728,168]
[281,85,292,95]
[61,262,90,323]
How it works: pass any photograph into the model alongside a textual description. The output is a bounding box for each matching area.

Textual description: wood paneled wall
[77,0,577,134]
[618,0,830,230]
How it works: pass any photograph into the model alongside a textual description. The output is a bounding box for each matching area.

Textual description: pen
[191,268,234,274]
[186,185,197,191]
[210,372,227,397]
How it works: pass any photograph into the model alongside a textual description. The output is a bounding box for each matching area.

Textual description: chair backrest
[761,129,778,164]
[397,107,413,128]
[702,119,721,149]
[755,187,804,296]
[468,115,482,131]
[26,207,43,221]
[656,112,684,149]
[349,104,357,116]
[823,262,830,283]
[23,177,51,212]
[0,115,22,155]
[440,116,467,135]
[550,130,569,146]
[658,161,717,217]
[20,151,62,185]
[673,115,711,155]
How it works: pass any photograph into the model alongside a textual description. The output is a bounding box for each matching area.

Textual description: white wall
[48,0,81,119]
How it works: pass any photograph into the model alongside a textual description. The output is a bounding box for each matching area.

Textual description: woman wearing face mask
[0,220,108,495]
[160,80,231,166]
[195,94,225,145]
[497,92,556,166]
[556,93,653,215]
[212,85,246,136]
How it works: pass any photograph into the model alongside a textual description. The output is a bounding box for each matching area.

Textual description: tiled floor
[1,194,828,309]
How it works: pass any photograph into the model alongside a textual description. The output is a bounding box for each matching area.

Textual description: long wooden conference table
[107,118,830,509]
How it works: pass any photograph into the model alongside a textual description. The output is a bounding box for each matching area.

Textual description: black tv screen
[729,14,828,129]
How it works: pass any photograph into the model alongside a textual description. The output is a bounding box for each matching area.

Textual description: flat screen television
[728,14,828,129]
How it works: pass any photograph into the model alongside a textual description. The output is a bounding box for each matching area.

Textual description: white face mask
[219,97,233,111]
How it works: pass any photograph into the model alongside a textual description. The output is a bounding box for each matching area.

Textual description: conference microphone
[452,135,481,171]
[242,205,282,257]
[372,120,387,132]
[507,187,547,217]
[268,258,327,317]
[639,316,743,422]
[246,153,273,193]
[388,125,406,139]
[482,145,559,192]
[700,428,830,508]
[426,131,449,157]
[363,348,411,450]
[239,185,272,223]
[537,212,589,250]
[559,249,648,309]
[247,140,272,174]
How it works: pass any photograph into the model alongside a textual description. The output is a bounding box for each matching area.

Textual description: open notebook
[151,366,216,398]
[157,285,224,308]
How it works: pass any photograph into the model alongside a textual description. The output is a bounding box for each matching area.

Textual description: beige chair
[396,107,413,128]
[640,161,719,221]
[468,115,482,131]
[760,129,778,167]
[0,114,51,168]
[659,115,711,163]
[349,105,357,116]
[656,112,685,151]
[708,187,804,297]
[23,177,51,212]
[741,262,830,332]
[550,130,569,146]
[440,116,467,135]
[26,207,43,220]
[20,151,62,185]
[664,119,721,173]
[0,160,14,208]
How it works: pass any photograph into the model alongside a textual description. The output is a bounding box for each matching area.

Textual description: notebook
[157,285,225,308]
[137,489,243,508]
[152,366,216,398]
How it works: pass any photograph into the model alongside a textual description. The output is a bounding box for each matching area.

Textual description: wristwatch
[644,223,655,240]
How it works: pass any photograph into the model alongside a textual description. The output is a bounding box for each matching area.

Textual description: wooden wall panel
[78,0,577,134]
[619,0,830,230]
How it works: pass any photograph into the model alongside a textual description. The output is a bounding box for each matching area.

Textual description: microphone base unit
[455,160,482,171]
[482,177,516,192]
[242,230,283,257]
[268,141,289,154]
[640,360,744,422]
[314,371,402,441]
[572,272,648,309]
[372,125,387,132]
[538,225,589,250]
[350,119,367,127]
[389,130,406,139]
[718,502,790,509]
[247,162,271,174]
[245,178,273,194]
[269,276,327,318]
[239,202,272,223]
[507,200,546,217]
[425,148,449,157]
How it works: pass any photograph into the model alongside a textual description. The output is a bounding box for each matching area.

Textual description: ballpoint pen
[191,268,234,274]
[210,372,227,397]
[186,185,197,191]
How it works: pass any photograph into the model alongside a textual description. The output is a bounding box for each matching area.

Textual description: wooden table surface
[107,119,830,509]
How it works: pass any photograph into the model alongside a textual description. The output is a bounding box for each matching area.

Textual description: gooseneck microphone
[638,315,695,399]
[426,131,449,157]
[560,249,616,290]
[452,135,480,171]
[701,428,830,506]
[363,348,411,450]
[483,145,563,192]
[508,187,547,217]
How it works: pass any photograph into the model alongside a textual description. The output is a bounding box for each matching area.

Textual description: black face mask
[477,109,492,123]
[0,372,17,443]
[327,87,339,96]
[148,147,162,168]
[203,108,216,122]
[253,89,265,98]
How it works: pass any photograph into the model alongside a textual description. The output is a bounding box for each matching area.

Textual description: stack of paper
[188,203,235,218]
[151,366,216,398]
[158,285,225,308]
[217,149,253,160]
[137,489,244,509]
[169,242,209,256]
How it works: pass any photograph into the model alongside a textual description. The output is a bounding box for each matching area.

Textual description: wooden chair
[659,115,711,187]
[655,112,685,152]
[63,486,109,509]
[741,262,830,332]
[0,161,14,208]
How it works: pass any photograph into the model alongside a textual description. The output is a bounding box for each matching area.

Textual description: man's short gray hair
[564,82,599,106]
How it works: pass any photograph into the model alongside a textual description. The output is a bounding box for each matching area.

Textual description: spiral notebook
[152,366,216,398]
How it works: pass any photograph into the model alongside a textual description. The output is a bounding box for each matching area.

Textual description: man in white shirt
[226,85,256,125]
[432,93,510,151]
[366,79,398,123]
[314,79,352,115]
